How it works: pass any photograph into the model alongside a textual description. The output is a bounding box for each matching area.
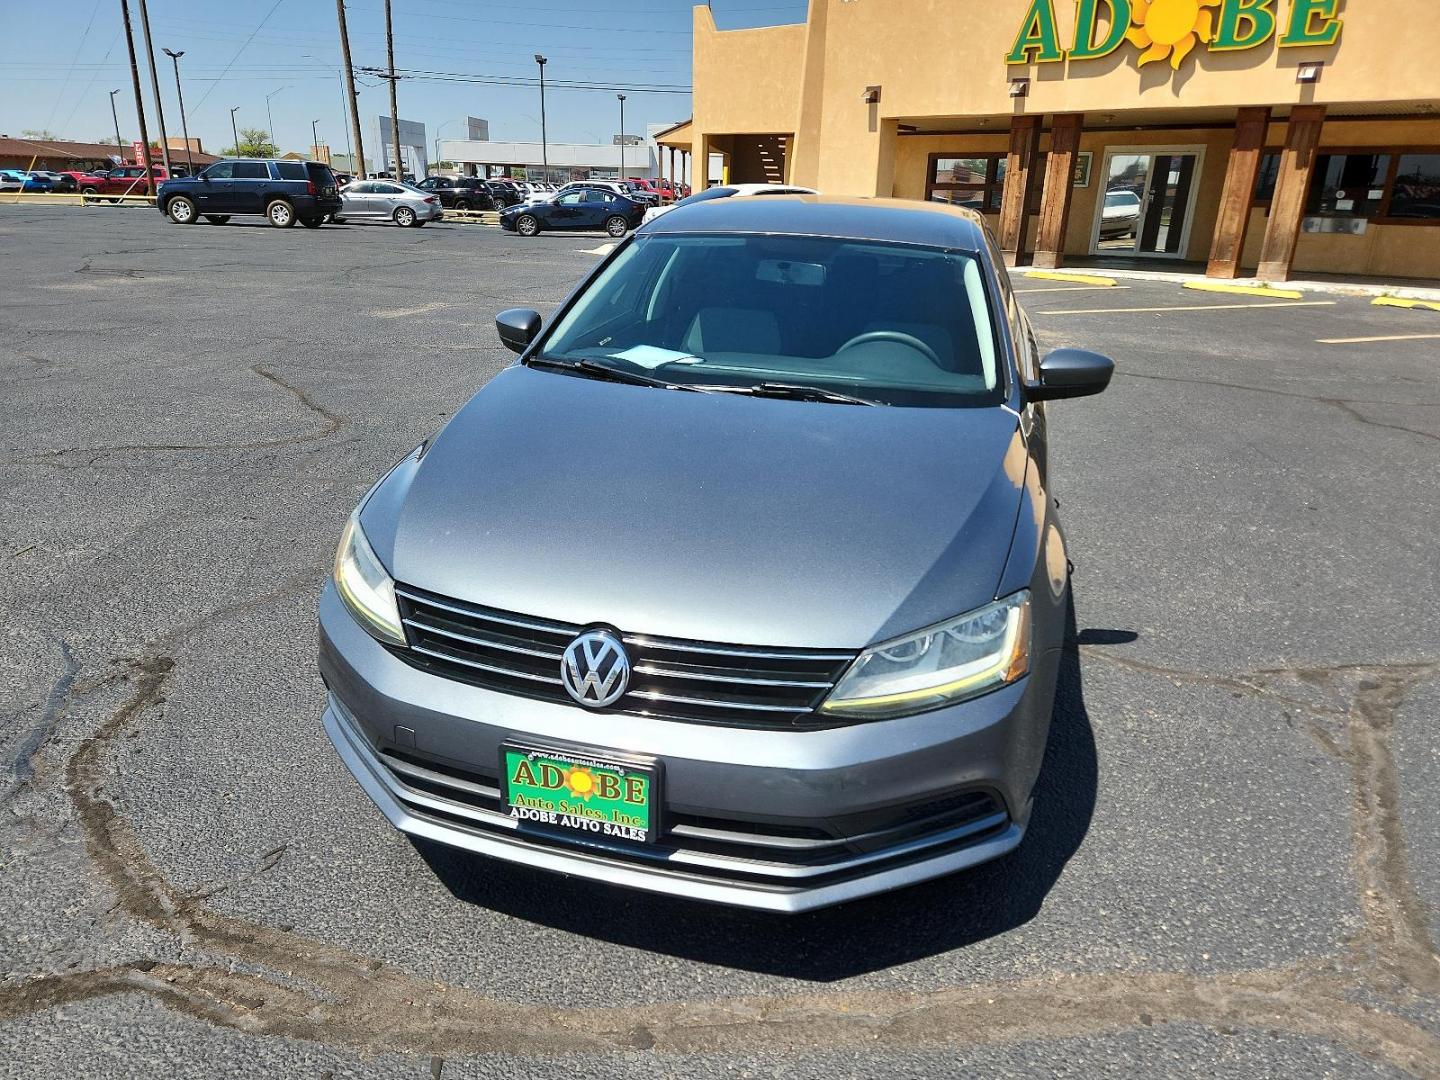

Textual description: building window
[1307,153,1390,218]
[1253,153,1280,204]
[927,154,1005,213]
[1386,154,1440,221]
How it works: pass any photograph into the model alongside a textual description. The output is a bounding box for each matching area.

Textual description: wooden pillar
[1032,113,1083,270]
[1256,105,1325,282]
[997,115,1042,268]
[1207,107,1271,278]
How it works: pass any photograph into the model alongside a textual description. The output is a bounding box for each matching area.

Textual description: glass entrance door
[1092,148,1204,258]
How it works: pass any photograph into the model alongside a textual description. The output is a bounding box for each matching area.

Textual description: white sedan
[641,183,817,225]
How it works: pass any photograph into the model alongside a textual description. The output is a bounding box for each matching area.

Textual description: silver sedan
[333,180,443,227]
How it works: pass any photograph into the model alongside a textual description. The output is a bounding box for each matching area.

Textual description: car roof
[641,194,988,249]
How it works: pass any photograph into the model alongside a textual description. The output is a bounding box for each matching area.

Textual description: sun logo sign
[1006,0,1343,73]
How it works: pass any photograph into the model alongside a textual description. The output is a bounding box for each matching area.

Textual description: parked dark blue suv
[157,159,342,228]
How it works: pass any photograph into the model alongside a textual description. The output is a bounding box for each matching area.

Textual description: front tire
[605,215,629,238]
[393,206,417,227]
[81,186,99,198]
[166,196,197,224]
[453,199,471,211]
[516,214,539,237]
[266,199,296,228]
[203,215,230,225]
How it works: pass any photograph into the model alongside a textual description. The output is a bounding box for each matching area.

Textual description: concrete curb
[1066,265,1440,302]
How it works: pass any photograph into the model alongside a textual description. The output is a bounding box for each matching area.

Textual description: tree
[221,128,280,157]
[21,128,60,140]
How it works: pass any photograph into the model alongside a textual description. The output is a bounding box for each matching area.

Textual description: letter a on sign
[1006,0,1065,63]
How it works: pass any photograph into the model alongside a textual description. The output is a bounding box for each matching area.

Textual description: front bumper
[319,583,1058,912]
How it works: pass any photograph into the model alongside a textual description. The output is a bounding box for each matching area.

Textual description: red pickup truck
[80,165,169,200]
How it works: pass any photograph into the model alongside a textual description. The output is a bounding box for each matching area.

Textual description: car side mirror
[495,308,542,354]
[1027,348,1114,401]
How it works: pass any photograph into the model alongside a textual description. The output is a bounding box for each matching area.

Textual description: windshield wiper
[700,381,881,406]
[526,356,698,391]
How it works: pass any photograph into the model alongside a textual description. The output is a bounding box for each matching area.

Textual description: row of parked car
[0,165,176,197]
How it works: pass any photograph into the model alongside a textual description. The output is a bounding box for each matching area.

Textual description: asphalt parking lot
[2,204,1438,1079]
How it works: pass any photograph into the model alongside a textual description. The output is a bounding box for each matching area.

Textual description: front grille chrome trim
[402,617,563,661]
[409,643,564,685]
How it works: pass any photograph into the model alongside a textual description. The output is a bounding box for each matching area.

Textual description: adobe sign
[1006,0,1342,71]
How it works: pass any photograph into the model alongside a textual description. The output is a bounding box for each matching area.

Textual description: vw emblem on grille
[561,629,631,708]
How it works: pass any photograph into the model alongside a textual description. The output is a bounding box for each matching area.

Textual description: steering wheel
[835,330,941,368]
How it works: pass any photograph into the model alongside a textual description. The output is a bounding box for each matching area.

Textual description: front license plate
[500,743,657,844]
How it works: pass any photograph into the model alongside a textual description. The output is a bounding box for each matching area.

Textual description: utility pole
[335,0,366,179]
[617,93,626,183]
[119,0,155,195]
[135,0,172,176]
[163,49,194,173]
[229,107,240,153]
[535,54,548,181]
[109,89,125,164]
[384,0,403,178]
[312,119,321,160]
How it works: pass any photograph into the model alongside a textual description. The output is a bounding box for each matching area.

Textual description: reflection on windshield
[537,235,1004,408]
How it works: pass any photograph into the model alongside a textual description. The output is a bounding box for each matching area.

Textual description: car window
[233,162,270,179]
[556,192,584,206]
[377,183,405,195]
[582,189,609,203]
[275,161,307,180]
[348,182,374,194]
[305,162,336,188]
[1105,191,1141,209]
[201,163,233,180]
[540,234,1004,409]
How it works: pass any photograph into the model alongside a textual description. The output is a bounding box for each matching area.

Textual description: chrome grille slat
[410,643,564,685]
[392,583,857,729]
[402,617,563,661]
[627,689,814,714]
[631,663,833,689]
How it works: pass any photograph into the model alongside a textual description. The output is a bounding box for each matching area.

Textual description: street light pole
[617,93,626,183]
[162,48,194,173]
[534,54,548,181]
[109,89,125,164]
[265,86,289,153]
[229,107,240,154]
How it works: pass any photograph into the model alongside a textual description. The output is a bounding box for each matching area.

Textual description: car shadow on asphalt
[414,606,1099,981]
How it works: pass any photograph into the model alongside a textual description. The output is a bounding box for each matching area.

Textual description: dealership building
[659,0,1440,281]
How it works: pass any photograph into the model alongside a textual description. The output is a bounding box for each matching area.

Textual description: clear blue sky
[0,0,808,157]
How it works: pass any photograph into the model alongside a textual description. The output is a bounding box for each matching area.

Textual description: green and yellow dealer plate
[500,743,658,844]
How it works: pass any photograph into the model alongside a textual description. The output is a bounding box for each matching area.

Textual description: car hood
[366,365,1027,650]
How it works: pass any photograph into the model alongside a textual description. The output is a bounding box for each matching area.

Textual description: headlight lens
[820,591,1031,720]
[333,514,405,645]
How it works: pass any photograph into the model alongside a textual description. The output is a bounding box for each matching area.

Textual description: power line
[365,65,692,94]
[188,0,287,113]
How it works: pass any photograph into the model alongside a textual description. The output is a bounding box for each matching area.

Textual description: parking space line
[1318,333,1440,345]
[1037,300,1337,315]
[1014,285,1133,294]
[1183,280,1305,300]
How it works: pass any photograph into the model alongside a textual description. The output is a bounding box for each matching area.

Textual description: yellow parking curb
[1183,280,1304,300]
[1024,271,1117,286]
[1372,296,1440,313]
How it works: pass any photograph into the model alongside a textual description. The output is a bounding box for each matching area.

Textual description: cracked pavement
[1,206,1437,1078]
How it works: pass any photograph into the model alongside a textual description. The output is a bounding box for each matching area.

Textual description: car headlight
[820,591,1031,720]
[332,513,405,645]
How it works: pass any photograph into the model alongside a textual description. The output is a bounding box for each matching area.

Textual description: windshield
[537,234,1005,407]
[1105,191,1141,209]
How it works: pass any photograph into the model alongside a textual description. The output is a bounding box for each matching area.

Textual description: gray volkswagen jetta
[319,195,1113,912]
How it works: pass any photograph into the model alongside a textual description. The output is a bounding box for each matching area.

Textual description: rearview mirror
[1027,348,1114,401]
[495,308,542,354]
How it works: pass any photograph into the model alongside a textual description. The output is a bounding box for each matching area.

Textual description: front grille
[393,583,857,729]
[373,742,1008,886]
